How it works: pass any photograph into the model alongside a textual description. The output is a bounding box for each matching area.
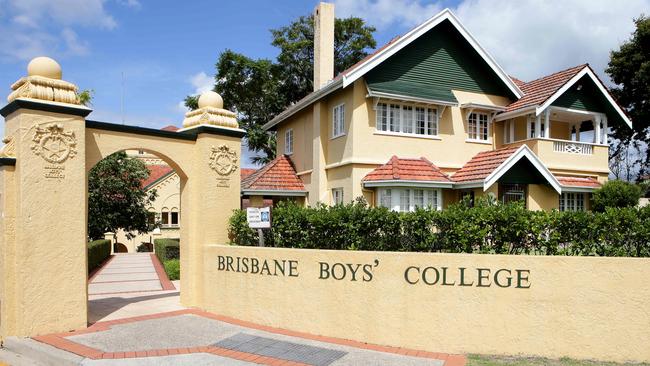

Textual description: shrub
[227,199,650,257]
[88,239,111,273]
[154,238,180,264]
[163,259,180,280]
[592,180,642,212]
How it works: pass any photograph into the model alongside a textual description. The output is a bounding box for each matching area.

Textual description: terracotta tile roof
[161,125,179,132]
[241,168,257,179]
[505,64,587,112]
[556,176,601,188]
[362,156,451,183]
[142,165,174,189]
[241,155,306,192]
[451,146,519,183]
[509,75,526,88]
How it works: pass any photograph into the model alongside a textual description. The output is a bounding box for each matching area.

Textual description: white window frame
[332,103,345,138]
[377,188,442,212]
[332,188,344,205]
[559,193,586,212]
[467,112,489,142]
[375,102,439,138]
[284,128,293,155]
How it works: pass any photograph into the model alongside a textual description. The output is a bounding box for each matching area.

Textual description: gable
[551,74,626,127]
[498,159,549,185]
[364,19,517,104]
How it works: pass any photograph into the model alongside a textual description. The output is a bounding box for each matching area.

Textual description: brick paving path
[35,310,466,366]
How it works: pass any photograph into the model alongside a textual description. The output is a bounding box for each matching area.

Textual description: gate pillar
[178,91,244,308]
[0,57,92,337]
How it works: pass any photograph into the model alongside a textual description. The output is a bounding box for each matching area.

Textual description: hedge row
[228,199,650,257]
[88,239,111,273]
[154,238,180,264]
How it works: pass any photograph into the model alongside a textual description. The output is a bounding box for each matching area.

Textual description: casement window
[468,112,489,141]
[378,188,441,212]
[458,190,475,207]
[376,103,439,137]
[332,104,345,138]
[284,129,293,155]
[170,208,179,227]
[559,193,586,212]
[332,188,344,205]
[500,184,527,205]
[161,208,169,226]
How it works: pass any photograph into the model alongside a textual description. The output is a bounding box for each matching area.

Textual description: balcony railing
[552,140,593,155]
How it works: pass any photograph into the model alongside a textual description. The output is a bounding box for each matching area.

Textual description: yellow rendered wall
[276,108,313,174]
[202,245,650,363]
[528,184,559,211]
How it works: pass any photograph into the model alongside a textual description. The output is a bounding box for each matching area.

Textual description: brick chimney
[313,2,335,91]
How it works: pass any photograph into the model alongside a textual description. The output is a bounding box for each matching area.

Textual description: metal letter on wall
[209,144,238,187]
[31,123,77,180]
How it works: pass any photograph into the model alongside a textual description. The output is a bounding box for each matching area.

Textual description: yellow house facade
[260,4,632,212]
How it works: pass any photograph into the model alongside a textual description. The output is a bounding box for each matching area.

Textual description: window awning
[367,81,458,107]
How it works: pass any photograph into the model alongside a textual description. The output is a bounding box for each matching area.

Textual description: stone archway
[0,57,244,338]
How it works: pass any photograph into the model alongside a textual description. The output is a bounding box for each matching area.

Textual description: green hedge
[154,238,180,264]
[164,259,180,280]
[228,199,650,257]
[88,239,111,273]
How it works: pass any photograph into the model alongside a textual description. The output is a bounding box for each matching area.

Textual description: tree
[88,151,158,240]
[592,180,642,212]
[186,14,376,164]
[606,15,650,179]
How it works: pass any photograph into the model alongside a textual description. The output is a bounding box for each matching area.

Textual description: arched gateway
[0,57,243,338]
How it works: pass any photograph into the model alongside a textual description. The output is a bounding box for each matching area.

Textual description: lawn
[468,355,649,366]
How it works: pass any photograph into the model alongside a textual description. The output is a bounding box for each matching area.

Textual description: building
[257,3,632,212]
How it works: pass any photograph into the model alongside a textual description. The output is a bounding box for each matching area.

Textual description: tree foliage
[592,180,642,212]
[186,14,376,164]
[606,15,650,178]
[88,152,158,240]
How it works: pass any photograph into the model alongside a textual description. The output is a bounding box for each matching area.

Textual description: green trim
[87,121,246,140]
[498,159,548,185]
[0,99,92,118]
[0,157,16,166]
[86,120,197,141]
[365,19,517,102]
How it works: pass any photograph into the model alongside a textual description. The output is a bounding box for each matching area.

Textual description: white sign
[247,207,271,229]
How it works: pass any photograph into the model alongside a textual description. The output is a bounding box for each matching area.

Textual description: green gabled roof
[365,19,518,103]
[367,80,458,104]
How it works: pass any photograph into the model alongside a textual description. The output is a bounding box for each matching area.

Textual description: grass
[163,258,180,280]
[467,355,649,366]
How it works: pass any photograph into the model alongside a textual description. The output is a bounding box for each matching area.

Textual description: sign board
[246,207,271,229]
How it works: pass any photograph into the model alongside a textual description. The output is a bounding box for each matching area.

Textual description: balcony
[503,138,608,173]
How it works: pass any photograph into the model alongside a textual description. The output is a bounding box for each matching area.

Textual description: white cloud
[7,0,117,29]
[333,0,649,82]
[190,72,214,94]
[116,0,141,9]
[61,28,88,56]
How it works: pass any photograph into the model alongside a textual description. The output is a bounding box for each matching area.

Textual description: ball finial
[27,57,62,79]
[198,91,223,109]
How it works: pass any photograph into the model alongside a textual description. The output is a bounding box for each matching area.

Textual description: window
[500,184,527,205]
[332,188,344,205]
[459,190,475,207]
[377,188,441,212]
[146,210,156,228]
[376,103,438,137]
[559,193,586,212]
[170,208,179,227]
[332,104,345,138]
[284,129,293,155]
[161,208,169,226]
[468,112,489,141]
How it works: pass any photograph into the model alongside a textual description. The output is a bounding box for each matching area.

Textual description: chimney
[313,2,335,91]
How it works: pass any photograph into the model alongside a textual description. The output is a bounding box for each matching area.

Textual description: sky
[0,0,648,167]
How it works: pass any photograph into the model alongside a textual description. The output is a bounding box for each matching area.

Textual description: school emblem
[31,123,77,164]
[209,144,238,176]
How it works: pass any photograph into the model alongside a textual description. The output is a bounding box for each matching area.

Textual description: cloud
[6,0,117,29]
[333,0,649,82]
[190,72,214,94]
[116,0,141,9]
[61,28,89,56]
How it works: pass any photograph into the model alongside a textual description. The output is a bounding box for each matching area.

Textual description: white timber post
[535,114,542,138]
[544,109,550,138]
[602,115,608,145]
[594,115,601,144]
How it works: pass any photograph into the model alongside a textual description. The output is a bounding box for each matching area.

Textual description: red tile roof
[161,125,179,132]
[241,155,306,192]
[556,176,601,188]
[142,165,174,189]
[362,156,451,183]
[505,64,587,112]
[451,146,519,183]
[241,168,257,179]
[509,76,526,88]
